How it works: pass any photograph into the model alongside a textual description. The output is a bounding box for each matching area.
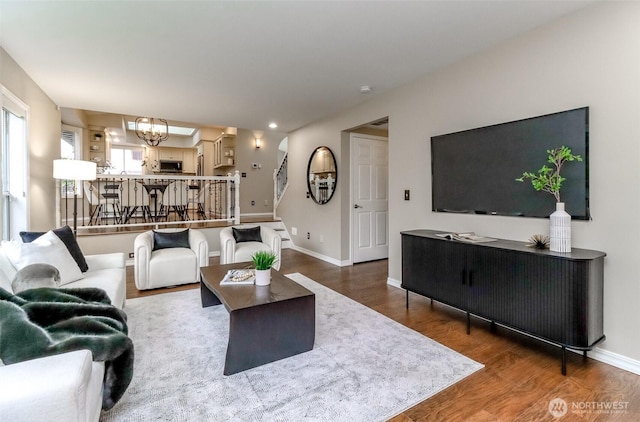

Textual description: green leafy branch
[251,250,278,270]
[515,146,582,203]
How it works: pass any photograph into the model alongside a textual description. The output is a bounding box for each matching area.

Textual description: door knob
[354,204,362,209]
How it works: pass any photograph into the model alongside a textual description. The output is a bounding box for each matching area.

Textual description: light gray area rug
[101,273,483,421]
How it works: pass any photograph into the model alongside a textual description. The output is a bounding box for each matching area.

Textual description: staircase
[273,153,288,220]
[267,220,292,249]
[254,220,292,249]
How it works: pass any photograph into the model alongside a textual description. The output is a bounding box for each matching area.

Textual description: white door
[351,134,388,263]
[1,86,29,241]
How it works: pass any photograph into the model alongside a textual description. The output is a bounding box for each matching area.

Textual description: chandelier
[135,117,169,147]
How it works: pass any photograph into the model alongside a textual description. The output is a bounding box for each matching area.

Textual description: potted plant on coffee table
[251,250,278,286]
[516,145,582,252]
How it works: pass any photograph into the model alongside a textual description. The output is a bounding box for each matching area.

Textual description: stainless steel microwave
[158,160,182,173]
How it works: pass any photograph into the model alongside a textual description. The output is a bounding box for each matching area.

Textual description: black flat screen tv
[431,107,589,220]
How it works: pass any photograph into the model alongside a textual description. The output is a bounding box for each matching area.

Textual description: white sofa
[0,250,126,422]
[220,226,282,270]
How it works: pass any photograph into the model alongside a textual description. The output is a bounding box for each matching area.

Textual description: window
[1,85,29,241]
[110,147,144,174]
[60,125,82,197]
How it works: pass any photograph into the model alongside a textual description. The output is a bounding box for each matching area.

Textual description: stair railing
[273,153,288,219]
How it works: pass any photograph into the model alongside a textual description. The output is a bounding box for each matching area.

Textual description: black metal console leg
[583,350,588,360]
[562,346,567,376]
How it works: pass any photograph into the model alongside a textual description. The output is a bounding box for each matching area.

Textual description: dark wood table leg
[200,281,222,308]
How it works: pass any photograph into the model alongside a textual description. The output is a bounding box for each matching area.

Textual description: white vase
[255,268,271,286]
[550,202,571,253]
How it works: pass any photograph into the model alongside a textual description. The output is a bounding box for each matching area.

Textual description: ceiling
[0,1,597,133]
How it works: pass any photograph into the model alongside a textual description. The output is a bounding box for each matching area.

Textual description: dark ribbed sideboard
[401,229,606,374]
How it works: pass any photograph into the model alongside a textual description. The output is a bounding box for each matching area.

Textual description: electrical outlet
[129,252,134,259]
[251,200,255,206]
[264,199,268,206]
[320,235,324,243]
[404,189,410,200]
[292,227,297,236]
[307,232,310,240]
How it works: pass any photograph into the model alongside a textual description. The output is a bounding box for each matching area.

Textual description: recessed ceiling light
[268,122,278,129]
[360,85,372,94]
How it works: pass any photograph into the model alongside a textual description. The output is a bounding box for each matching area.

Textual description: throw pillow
[11,263,61,293]
[2,230,84,286]
[152,229,190,251]
[19,226,89,272]
[232,226,262,243]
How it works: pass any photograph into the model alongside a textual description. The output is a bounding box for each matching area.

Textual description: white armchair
[134,228,209,290]
[220,226,282,271]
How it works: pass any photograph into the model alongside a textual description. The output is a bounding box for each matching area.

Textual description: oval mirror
[307,146,337,205]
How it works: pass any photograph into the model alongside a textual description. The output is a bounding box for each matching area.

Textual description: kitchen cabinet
[197,141,215,176]
[159,149,183,161]
[145,147,196,174]
[213,134,235,168]
[182,149,196,173]
[145,148,159,174]
[401,229,606,374]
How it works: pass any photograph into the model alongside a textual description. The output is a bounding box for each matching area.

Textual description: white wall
[282,2,640,361]
[1,47,61,232]
[234,128,285,215]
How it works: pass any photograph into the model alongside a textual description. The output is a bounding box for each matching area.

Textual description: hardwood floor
[126,249,640,421]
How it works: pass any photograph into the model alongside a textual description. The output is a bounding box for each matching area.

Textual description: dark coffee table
[200,264,315,375]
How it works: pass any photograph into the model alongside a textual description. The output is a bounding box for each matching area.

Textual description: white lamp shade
[53,159,97,180]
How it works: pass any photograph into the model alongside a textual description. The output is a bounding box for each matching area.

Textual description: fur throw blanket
[0,287,133,410]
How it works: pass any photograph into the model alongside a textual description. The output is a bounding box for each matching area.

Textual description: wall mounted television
[431,107,589,220]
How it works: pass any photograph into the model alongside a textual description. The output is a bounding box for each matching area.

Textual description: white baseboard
[387,277,403,289]
[587,347,640,375]
[291,245,351,267]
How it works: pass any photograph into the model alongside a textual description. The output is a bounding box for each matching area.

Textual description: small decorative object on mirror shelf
[526,234,550,249]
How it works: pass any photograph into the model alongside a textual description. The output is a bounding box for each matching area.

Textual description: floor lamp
[53,159,97,237]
